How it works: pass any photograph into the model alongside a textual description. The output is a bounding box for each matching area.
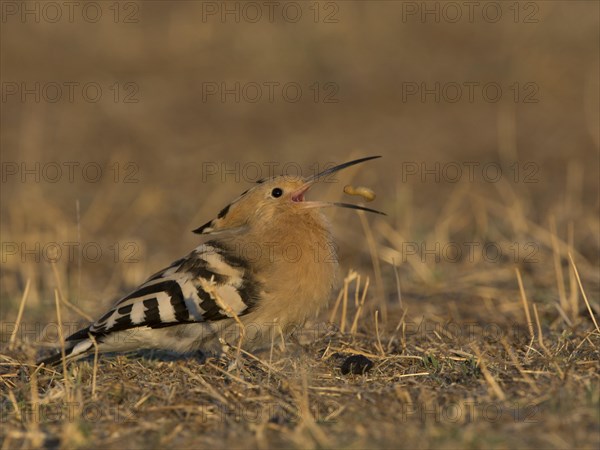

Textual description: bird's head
[193,156,384,236]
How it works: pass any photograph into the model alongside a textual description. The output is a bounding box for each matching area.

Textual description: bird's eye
[271,188,283,198]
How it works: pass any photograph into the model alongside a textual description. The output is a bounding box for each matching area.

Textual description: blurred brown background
[1,1,598,320]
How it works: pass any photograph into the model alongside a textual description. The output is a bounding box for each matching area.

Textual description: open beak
[291,183,312,202]
[291,156,386,215]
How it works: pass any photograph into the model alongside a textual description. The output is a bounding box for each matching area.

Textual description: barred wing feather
[66,242,258,342]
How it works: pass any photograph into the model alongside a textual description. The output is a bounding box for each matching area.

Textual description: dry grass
[2,201,599,448]
[1,1,599,449]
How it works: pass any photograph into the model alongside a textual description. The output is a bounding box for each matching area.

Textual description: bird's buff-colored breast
[215,206,338,346]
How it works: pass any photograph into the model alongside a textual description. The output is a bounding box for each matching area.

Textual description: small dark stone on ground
[340,354,374,375]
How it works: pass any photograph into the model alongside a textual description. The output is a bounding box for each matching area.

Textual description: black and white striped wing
[67,242,259,342]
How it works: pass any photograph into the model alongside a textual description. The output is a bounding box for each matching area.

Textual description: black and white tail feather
[38,241,260,365]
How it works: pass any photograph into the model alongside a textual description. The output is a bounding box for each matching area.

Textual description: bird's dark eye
[271,188,283,198]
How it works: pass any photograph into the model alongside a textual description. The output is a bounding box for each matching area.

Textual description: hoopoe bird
[38,156,384,365]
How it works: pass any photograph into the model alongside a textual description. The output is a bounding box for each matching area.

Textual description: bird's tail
[36,329,95,366]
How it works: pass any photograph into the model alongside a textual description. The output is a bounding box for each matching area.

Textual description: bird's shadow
[107,349,209,364]
[45,349,211,367]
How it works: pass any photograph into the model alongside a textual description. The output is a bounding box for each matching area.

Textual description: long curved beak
[304,155,382,183]
[291,156,386,215]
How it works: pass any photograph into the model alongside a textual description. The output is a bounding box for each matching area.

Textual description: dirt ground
[1,1,599,449]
